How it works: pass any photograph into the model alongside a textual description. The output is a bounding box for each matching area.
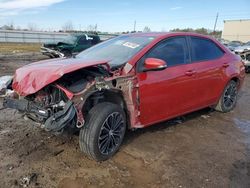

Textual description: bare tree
[87,24,95,32]
[62,21,74,32]
[6,21,15,30]
[143,26,151,32]
[27,23,38,31]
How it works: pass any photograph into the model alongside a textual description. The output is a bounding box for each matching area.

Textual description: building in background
[222,19,250,43]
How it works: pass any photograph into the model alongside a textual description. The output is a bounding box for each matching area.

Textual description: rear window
[190,37,224,62]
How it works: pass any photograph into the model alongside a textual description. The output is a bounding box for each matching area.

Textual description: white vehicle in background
[227,41,243,52]
[235,41,250,73]
[234,41,250,53]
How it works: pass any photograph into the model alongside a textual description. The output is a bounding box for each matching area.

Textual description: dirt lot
[0,43,41,54]
[0,53,250,188]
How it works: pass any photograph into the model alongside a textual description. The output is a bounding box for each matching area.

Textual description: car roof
[70,33,98,37]
[125,32,215,40]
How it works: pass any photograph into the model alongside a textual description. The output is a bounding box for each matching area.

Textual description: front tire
[79,102,126,161]
[215,80,238,113]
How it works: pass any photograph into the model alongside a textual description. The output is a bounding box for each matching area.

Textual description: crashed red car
[3,32,245,161]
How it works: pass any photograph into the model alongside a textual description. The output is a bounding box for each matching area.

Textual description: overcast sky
[0,0,249,32]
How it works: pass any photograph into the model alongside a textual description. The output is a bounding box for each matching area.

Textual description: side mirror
[143,58,167,72]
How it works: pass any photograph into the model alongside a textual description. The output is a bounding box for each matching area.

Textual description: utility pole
[213,13,219,34]
[133,20,137,32]
[95,24,98,32]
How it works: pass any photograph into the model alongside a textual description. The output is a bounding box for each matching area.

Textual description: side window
[78,37,91,45]
[190,37,224,62]
[146,37,189,67]
[91,36,100,45]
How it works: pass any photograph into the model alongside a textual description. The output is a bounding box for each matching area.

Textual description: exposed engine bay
[56,66,110,93]
[3,85,76,132]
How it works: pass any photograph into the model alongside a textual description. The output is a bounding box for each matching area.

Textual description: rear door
[137,36,200,126]
[188,36,226,106]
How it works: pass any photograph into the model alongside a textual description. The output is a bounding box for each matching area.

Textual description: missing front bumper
[3,98,76,132]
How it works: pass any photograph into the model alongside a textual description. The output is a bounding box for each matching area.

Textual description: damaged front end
[2,61,140,134]
[3,85,76,132]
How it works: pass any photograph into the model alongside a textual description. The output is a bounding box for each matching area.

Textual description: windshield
[77,35,155,67]
[62,35,78,44]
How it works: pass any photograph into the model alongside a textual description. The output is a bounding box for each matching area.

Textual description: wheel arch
[230,76,240,86]
[82,89,131,128]
[216,76,241,104]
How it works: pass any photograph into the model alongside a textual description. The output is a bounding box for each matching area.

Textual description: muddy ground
[0,53,249,188]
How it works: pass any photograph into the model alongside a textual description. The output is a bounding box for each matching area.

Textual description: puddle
[231,118,250,187]
[234,118,250,148]
[234,118,250,134]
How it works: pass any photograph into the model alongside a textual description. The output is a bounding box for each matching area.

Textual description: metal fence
[0,30,116,44]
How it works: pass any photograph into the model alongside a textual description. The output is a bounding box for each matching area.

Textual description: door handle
[185,70,196,76]
[223,63,229,68]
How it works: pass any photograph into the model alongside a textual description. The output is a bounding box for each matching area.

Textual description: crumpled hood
[13,58,110,96]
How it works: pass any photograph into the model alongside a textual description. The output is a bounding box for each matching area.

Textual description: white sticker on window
[123,42,140,49]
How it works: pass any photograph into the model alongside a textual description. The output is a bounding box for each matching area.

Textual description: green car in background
[41,33,101,58]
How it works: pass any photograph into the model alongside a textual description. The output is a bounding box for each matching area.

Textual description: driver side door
[137,36,198,127]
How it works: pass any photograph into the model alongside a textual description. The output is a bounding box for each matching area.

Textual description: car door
[137,36,200,126]
[188,36,226,106]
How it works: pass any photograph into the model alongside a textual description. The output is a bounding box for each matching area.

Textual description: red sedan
[3,32,245,161]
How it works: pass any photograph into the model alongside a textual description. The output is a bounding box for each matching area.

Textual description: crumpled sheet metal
[12,58,109,96]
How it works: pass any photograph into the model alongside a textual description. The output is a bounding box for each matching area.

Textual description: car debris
[19,173,38,188]
[0,75,13,97]
[201,115,210,119]
[53,149,64,156]
[41,33,101,58]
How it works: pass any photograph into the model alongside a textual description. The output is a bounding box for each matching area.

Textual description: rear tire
[79,102,126,161]
[215,80,238,113]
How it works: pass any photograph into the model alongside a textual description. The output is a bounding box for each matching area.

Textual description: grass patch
[0,43,41,53]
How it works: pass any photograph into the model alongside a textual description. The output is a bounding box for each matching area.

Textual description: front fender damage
[3,68,142,133]
[71,75,141,129]
[44,101,76,132]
